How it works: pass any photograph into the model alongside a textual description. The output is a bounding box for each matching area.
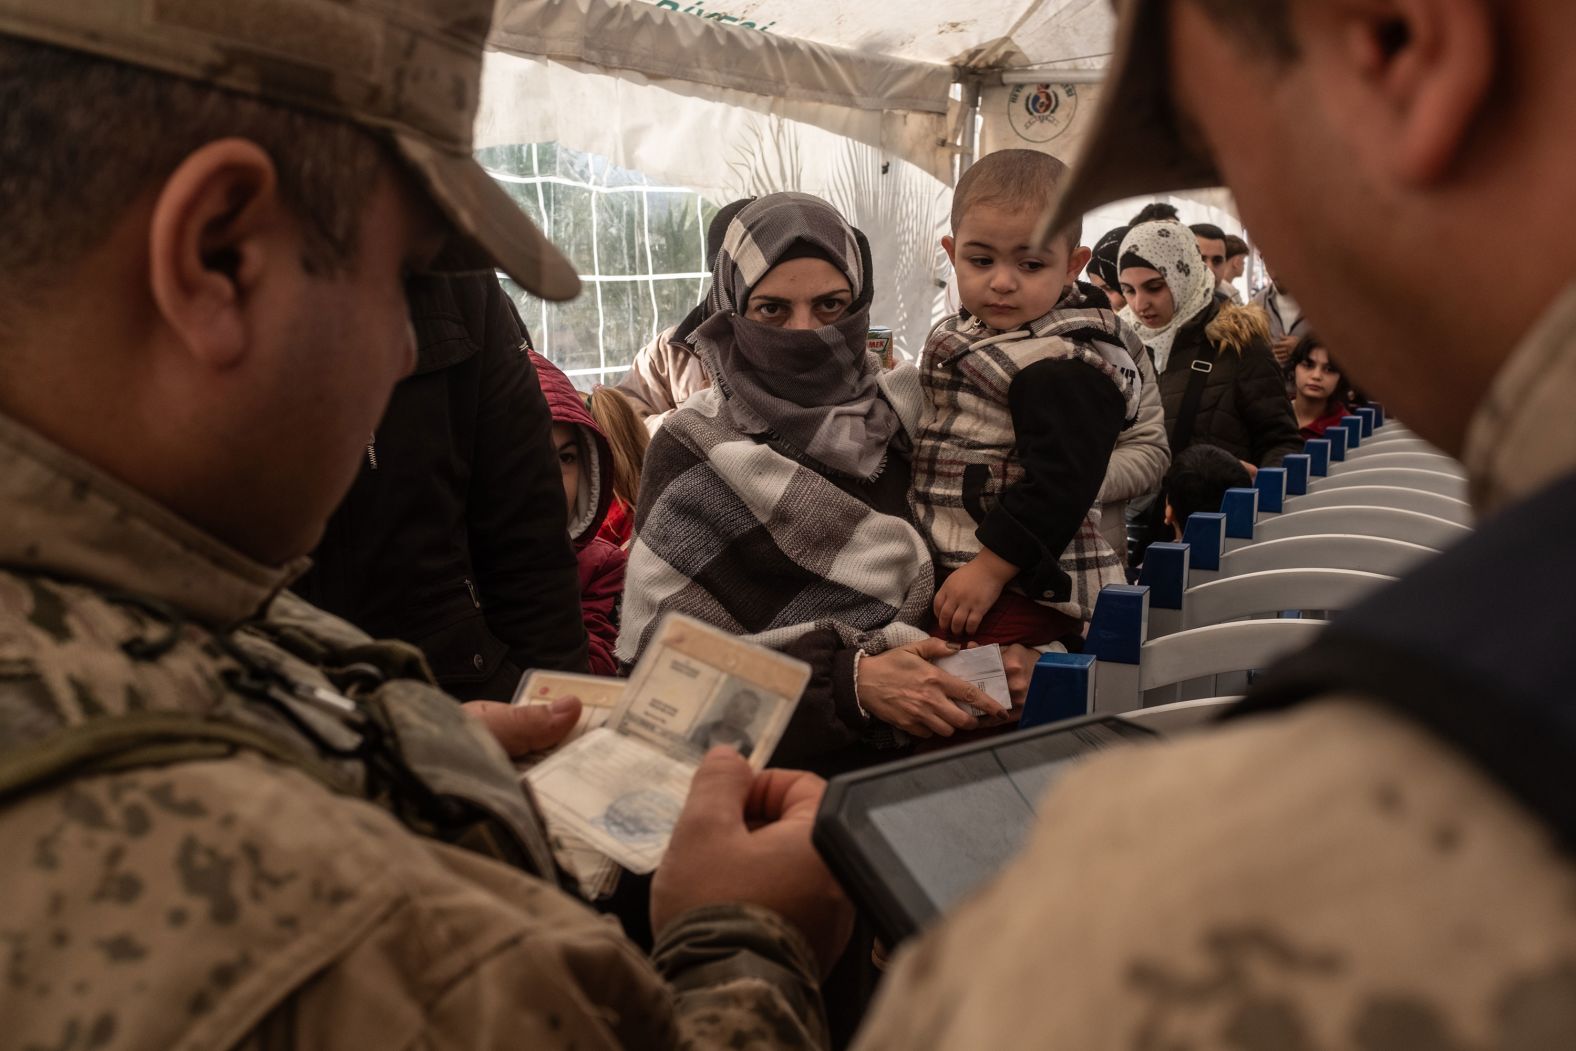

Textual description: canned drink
[866,326,895,368]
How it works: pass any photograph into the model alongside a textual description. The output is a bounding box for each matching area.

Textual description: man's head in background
[1223,234,1249,282]
[0,2,577,565]
[1130,201,1181,226]
[1190,222,1230,285]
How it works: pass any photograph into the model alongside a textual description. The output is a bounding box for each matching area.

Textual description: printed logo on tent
[649,0,776,31]
[1007,83,1079,143]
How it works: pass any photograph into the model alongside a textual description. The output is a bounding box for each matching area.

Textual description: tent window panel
[495,179,549,237]
[544,290,603,377]
[597,279,657,377]
[545,182,597,276]
[483,143,719,387]
[596,191,643,277]
[652,278,704,340]
[474,143,536,179]
[645,192,707,276]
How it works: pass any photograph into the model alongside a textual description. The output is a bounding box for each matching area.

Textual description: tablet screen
[817,717,1154,942]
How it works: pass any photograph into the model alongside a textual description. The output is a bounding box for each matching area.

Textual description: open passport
[512,614,810,883]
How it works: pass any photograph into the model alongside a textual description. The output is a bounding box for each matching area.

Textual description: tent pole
[956,72,984,179]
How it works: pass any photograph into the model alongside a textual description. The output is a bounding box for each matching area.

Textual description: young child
[529,348,627,675]
[912,149,1143,647]
[1162,444,1253,540]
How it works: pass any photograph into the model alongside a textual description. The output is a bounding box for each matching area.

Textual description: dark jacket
[529,347,628,676]
[296,272,589,699]
[1157,300,1303,467]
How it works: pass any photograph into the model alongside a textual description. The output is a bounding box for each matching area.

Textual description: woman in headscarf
[618,192,1001,777]
[1086,225,1129,312]
[1118,220,1302,478]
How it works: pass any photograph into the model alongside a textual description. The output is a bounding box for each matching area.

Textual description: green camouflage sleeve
[653,904,829,1050]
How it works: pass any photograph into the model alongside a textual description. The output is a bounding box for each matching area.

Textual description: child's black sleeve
[975,358,1126,601]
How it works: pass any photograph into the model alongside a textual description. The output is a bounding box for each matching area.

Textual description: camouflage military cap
[0,0,580,301]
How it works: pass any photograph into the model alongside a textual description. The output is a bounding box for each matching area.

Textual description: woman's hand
[934,548,1020,637]
[856,638,1006,738]
[998,643,1042,709]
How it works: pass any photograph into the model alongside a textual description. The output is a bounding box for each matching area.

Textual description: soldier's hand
[462,699,581,758]
[653,748,853,977]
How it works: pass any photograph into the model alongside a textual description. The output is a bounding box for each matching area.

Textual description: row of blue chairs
[1020,406,1472,733]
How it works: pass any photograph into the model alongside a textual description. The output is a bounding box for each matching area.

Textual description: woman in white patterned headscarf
[1116,220,1301,482]
[1117,220,1217,374]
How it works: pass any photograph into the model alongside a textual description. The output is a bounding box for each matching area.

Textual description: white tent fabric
[624,0,1117,70]
[480,0,1247,363]
[484,0,956,185]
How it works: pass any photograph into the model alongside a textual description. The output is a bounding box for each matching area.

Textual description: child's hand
[934,548,1019,637]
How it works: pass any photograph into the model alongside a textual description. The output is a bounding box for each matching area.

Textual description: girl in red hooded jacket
[529,349,627,675]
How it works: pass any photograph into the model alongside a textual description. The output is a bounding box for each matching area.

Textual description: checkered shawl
[911,289,1142,621]
[615,372,932,667]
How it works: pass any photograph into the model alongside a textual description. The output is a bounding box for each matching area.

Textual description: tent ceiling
[619,0,1117,71]
[485,0,1126,189]
[491,0,954,114]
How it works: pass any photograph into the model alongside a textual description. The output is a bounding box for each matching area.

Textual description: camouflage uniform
[0,409,827,1048]
[0,2,824,1042]
[853,287,1576,1048]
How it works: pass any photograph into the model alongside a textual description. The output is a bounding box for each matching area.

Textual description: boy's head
[1164,444,1252,539]
[944,150,1092,331]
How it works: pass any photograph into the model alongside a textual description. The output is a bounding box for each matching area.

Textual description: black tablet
[812,715,1159,946]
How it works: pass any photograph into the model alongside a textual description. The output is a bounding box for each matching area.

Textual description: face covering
[691,192,900,480]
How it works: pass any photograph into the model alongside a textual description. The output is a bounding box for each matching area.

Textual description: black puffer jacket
[1157,299,1303,466]
[295,272,589,699]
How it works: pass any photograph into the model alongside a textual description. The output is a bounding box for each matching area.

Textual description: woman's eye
[816,299,847,315]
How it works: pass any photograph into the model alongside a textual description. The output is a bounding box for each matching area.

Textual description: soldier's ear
[1303,0,1496,186]
[146,139,287,370]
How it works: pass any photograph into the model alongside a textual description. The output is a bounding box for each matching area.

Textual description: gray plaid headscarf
[690,192,901,481]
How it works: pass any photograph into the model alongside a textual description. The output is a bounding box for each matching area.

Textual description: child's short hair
[1165,444,1253,529]
[1223,234,1249,260]
[951,149,1081,248]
